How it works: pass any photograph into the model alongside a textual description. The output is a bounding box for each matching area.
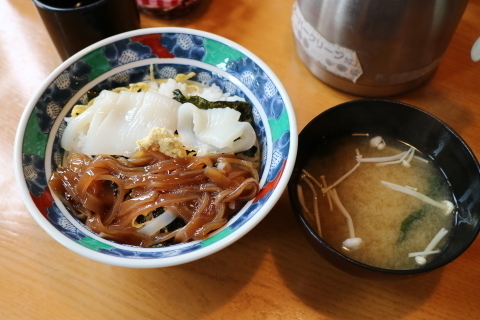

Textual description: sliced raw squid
[84,91,145,156]
[177,102,256,155]
[61,90,120,153]
[61,90,182,157]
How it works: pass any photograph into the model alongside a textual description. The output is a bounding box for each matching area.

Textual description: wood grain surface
[1,0,480,319]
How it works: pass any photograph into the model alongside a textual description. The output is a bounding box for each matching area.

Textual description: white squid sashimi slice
[177,103,256,155]
[115,91,149,153]
[83,91,146,156]
[61,90,120,153]
[194,108,245,148]
[115,92,182,156]
[177,103,201,150]
[129,91,181,133]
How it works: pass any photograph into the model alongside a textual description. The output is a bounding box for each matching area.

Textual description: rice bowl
[14,27,297,268]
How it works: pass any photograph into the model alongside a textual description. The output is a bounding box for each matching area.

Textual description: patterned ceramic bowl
[14,27,297,268]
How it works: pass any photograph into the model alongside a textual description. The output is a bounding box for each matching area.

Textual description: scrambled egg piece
[136,127,187,158]
[71,105,88,117]
[112,82,151,93]
[174,72,195,82]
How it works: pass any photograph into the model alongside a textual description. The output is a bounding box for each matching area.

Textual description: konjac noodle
[49,72,260,247]
[298,135,454,270]
[49,151,259,247]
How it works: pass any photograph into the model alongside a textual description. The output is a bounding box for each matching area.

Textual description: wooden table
[2,1,480,319]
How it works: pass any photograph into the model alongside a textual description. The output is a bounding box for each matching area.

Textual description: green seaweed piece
[150,217,187,247]
[397,208,427,243]
[427,174,444,199]
[172,89,253,124]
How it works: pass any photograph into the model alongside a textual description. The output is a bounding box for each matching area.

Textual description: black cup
[32,0,140,60]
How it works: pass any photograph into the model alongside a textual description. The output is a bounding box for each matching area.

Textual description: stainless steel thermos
[292,0,469,96]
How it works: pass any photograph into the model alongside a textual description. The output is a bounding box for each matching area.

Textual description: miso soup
[299,135,454,270]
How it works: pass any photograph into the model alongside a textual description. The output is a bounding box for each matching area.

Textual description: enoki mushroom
[412,228,448,265]
[297,169,363,251]
[356,139,428,167]
[298,171,322,237]
[330,189,364,251]
[370,136,386,150]
[321,162,360,194]
[381,180,455,215]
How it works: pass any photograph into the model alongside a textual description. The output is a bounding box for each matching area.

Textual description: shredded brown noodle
[48,149,259,247]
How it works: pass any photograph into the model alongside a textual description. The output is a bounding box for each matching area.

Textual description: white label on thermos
[291,2,363,83]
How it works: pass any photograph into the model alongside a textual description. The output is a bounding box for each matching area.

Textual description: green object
[23,112,48,158]
[203,39,246,68]
[268,108,290,141]
[75,236,114,251]
[397,208,427,243]
[427,175,444,199]
[82,48,111,81]
[201,227,234,247]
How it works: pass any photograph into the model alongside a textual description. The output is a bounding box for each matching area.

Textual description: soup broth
[301,135,454,270]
